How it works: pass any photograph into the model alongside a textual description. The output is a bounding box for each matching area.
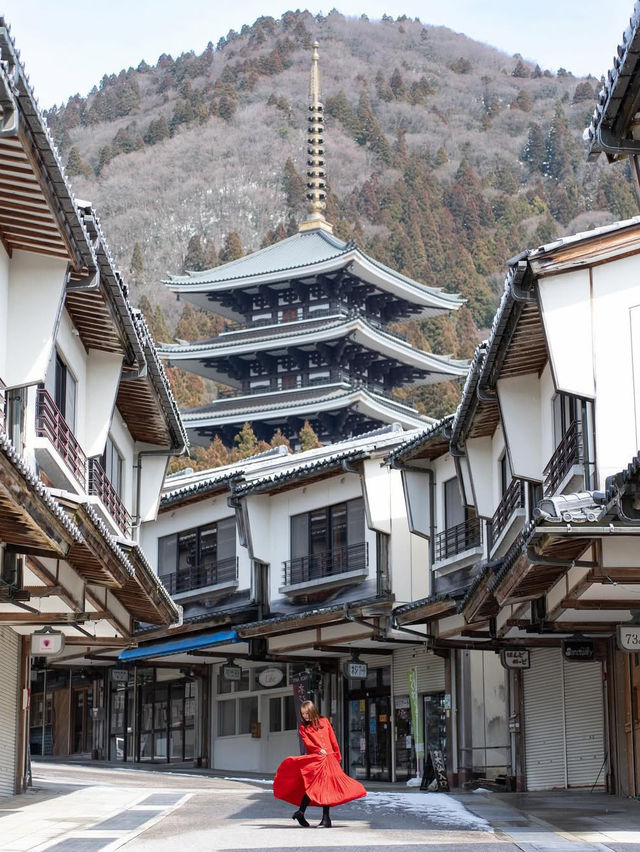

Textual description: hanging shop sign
[616,623,640,652]
[500,649,531,670]
[111,668,130,684]
[222,664,242,681]
[31,626,65,657]
[562,638,595,662]
[343,659,368,680]
[257,667,284,687]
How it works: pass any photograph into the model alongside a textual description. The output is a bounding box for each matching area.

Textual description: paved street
[0,762,637,851]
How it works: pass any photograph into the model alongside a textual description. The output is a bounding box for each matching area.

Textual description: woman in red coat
[273,699,366,828]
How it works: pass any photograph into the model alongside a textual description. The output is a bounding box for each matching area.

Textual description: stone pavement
[0,761,638,851]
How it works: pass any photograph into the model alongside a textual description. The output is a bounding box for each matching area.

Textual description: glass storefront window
[284,695,297,730]
[269,697,282,733]
[239,696,258,735]
[218,700,236,736]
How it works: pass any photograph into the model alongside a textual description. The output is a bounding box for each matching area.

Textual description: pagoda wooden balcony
[543,420,594,496]
[35,388,86,489]
[160,555,238,601]
[488,479,525,557]
[87,457,132,538]
[281,541,368,599]
[433,517,482,568]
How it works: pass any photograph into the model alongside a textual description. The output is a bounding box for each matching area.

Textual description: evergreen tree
[129,242,144,281]
[454,306,478,359]
[282,157,306,209]
[144,115,170,145]
[270,428,291,449]
[66,146,90,177]
[522,123,546,173]
[299,420,322,451]
[183,234,207,271]
[544,103,575,182]
[219,232,243,263]
[231,422,269,459]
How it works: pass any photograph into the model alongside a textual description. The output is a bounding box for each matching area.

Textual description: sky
[1,0,636,108]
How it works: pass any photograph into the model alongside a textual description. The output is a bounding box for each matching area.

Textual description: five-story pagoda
[160,43,467,447]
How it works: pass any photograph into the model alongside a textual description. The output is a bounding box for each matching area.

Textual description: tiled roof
[450,341,489,448]
[233,423,413,496]
[181,383,431,428]
[385,415,454,467]
[236,594,384,633]
[0,428,83,542]
[82,502,135,576]
[165,228,462,311]
[160,446,290,507]
[586,1,640,158]
[393,591,460,618]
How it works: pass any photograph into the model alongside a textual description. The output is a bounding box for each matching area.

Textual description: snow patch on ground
[356,791,489,829]
[222,776,273,785]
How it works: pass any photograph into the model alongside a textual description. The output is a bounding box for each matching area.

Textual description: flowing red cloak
[273,717,366,807]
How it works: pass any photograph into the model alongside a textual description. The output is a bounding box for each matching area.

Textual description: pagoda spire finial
[299,41,333,234]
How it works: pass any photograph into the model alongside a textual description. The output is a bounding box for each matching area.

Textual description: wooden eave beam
[560,597,638,610]
[0,611,109,625]
[395,600,457,626]
[238,611,345,638]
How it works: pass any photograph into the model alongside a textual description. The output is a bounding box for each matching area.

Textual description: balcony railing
[283,541,368,586]
[160,555,238,596]
[489,479,525,549]
[543,420,589,496]
[434,517,482,562]
[88,458,131,538]
[36,388,86,486]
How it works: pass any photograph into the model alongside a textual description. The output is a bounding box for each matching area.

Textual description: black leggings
[299,795,330,818]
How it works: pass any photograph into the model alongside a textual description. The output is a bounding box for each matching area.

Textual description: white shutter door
[563,658,605,788]
[393,648,445,695]
[0,627,19,796]
[523,648,565,790]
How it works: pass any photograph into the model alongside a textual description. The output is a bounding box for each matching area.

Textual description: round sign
[257,667,284,687]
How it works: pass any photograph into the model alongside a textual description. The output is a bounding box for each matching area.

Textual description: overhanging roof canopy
[119,628,239,661]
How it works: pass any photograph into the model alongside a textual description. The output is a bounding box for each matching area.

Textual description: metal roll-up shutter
[563,658,605,788]
[393,647,445,695]
[523,648,565,790]
[0,627,19,797]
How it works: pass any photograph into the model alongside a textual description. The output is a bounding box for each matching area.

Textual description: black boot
[292,794,310,827]
[317,806,332,828]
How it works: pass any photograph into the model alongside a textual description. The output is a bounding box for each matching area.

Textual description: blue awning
[118,628,239,662]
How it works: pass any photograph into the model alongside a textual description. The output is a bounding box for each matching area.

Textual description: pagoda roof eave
[166,242,462,315]
[181,384,432,431]
[159,315,469,380]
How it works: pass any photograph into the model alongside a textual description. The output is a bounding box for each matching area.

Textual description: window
[158,517,236,593]
[102,435,123,496]
[47,351,77,430]
[500,452,512,497]
[443,478,465,531]
[288,498,366,582]
[269,695,297,733]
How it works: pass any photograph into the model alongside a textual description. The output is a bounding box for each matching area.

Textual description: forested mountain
[44,9,634,430]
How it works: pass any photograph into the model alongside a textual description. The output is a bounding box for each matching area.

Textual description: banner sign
[343,659,368,679]
[500,649,531,670]
[408,667,424,779]
[31,627,65,657]
[562,638,595,662]
[222,664,242,681]
[617,624,640,652]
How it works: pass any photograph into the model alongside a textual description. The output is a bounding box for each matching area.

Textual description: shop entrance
[345,667,391,781]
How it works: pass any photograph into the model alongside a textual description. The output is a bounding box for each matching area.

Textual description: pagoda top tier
[165,228,464,324]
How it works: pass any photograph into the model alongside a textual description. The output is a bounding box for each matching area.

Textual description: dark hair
[300,699,321,727]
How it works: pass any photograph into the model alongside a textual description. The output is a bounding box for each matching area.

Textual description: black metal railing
[283,541,368,586]
[160,556,238,596]
[35,388,87,486]
[434,517,481,562]
[489,479,525,549]
[543,420,585,496]
[88,458,131,537]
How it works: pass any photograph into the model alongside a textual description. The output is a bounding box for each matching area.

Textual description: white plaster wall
[539,364,556,475]
[0,245,9,381]
[136,449,170,523]
[497,375,543,481]
[466,436,495,519]
[390,469,429,604]
[4,251,68,388]
[538,269,594,398]
[592,256,640,480]
[433,454,457,534]
[85,349,123,458]
[109,407,135,515]
[54,309,88,442]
